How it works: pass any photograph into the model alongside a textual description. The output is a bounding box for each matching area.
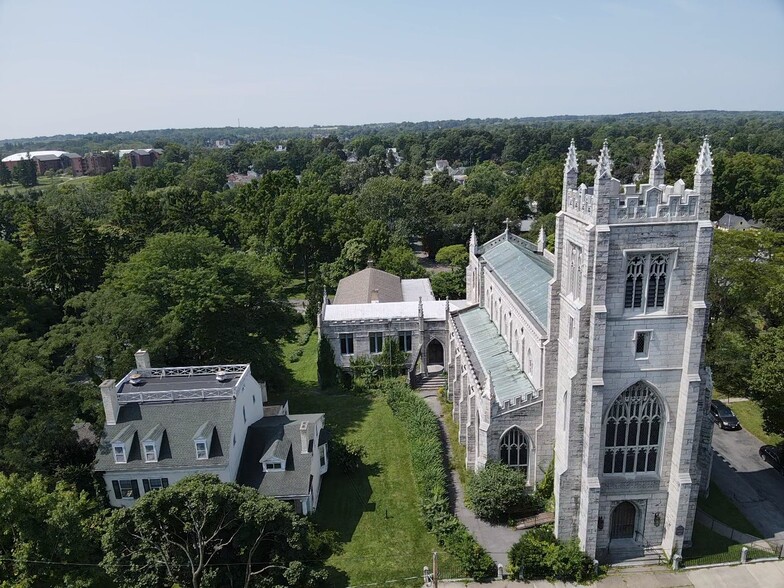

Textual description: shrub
[329,438,366,474]
[377,379,495,579]
[466,462,533,523]
[317,337,341,389]
[508,525,595,582]
[534,458,555,511]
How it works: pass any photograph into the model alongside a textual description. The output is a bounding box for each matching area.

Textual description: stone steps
[608,547,664,567]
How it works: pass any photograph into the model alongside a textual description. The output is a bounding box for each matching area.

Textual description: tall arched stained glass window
[500,427,528,472]
[603,382,663,474]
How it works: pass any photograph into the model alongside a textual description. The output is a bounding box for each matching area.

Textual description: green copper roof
[453,306,537,405]
[482,239,553,328]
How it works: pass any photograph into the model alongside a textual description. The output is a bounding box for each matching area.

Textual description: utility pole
[432,551,438,588]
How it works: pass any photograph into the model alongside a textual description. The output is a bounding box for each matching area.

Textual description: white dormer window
[263,460,283,471]
[113,444,127,464]
[195,440,208,460]
[143,442,157,463]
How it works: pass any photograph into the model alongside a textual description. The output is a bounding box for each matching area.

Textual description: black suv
[759,445,784,475]
[710,400,740,430]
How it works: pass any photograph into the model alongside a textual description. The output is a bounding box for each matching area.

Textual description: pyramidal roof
[651,135,666,170]
[565,139,578,173]
[696,136,713,175]
[596,140,612,180]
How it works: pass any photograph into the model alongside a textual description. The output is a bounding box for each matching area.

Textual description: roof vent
[129,372,144,386]
[216,370,231,383]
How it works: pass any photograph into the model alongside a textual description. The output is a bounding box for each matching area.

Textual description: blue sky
[0,0,782,139]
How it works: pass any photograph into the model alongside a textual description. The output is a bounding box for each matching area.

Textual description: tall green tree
[101,474,332,588]
[0,161,11,185]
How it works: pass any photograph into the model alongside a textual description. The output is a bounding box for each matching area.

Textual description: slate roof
[481,238,553,328]
[94,398,235,473]
[237,414,325,499]
[452,306,537,404]
[333,268,405,304]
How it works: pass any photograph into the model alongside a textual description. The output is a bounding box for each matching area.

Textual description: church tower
[551,138,714,561]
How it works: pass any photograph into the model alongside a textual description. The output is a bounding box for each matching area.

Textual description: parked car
[710,400,741,430]
[759,445,784,475]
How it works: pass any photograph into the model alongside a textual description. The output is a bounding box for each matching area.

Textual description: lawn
[439,396,470,487]
[698,482,761,536]
[275,325,447,586]
[723,399,783,446]
[684,523,776,566]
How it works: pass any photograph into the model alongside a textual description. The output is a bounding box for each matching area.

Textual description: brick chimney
[134,349,151,369]
[300,421,310,454]
[100,379,119,425]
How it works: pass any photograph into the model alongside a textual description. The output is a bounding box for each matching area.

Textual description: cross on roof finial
[503,218,512,232]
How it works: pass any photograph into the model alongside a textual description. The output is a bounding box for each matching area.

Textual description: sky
[0,0,783,139]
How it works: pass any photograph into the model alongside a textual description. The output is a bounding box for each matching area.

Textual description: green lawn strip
[282,276,307,300]
[698,482,762,537]
[277,328,449,585]
[313,397,447,586]
[725,399,783,446]
[683,523,744,565]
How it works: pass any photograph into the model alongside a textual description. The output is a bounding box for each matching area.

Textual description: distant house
[84,152,115,175]
[226,169,259,188]
[716,212,763,231]
[422,159,467,186]
[118,148,163,168]
[94,351,328,514]
[318,267,468,376]
[0,150,84,176]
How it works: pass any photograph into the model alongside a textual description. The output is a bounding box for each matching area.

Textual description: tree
[101,474,332,588]
[465,462,532,523]
[0,161,11,185]
[430,270,465,299]
[376,245,426,279]
[751,326,784,438]
[0,474,106,587]
[67,232,295,385]
[434,244,468,269]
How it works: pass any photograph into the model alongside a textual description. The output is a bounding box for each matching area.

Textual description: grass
[724,399,783,446]
[275,324,449,586]
[698,482,762,536]
[684,523,777,566]
[282,276,308,300]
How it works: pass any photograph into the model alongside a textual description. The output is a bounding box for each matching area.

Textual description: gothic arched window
[603,382,663,474]
[500,427,528,472]
[625,256,644,309]
[647,255,668,308]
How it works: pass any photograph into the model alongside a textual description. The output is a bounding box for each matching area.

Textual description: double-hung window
[339,333,354,355]
[625,252,671,313]
[113,445,127,464]
[195,440,208,460]
[143,442,157,463]
[369,332,383,354]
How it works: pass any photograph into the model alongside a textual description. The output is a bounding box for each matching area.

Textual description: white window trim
[118,479,135,499]
[112,444,127,464]
[143,442,157,463]
[263,459,284,472]
[195,440,209,460]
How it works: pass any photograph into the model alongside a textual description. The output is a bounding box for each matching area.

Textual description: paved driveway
[711,424,784,543]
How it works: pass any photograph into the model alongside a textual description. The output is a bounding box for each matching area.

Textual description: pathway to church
[416,373,523,568]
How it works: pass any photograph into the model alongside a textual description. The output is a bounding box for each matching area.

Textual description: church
[447,137,715,562]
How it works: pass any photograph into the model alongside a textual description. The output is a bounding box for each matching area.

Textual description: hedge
[378,380,496,580]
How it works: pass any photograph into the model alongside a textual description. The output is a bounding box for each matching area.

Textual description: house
[84,152,115,175]
[1,150,84,176]
[118,148,163,168]
[716,212,763,231]
[94,351,328,514]
[448,137,715,562]
[422,159,468,186]
[319,267,468,376]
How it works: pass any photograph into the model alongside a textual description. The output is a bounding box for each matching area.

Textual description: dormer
[193,421,215,460]
[111,425,136,464]
[142,423,164,463]
[260,438,291,472]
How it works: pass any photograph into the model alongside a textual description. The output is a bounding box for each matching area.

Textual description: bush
[534,458,555,511]
[508,525,595,582]
[377,380,496,579]
[317,337,342,389]
[329,437,366,474]
[466,462,533,523]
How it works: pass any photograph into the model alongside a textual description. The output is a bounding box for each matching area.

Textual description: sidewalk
[416,385,522,566]
[438,559,784,587]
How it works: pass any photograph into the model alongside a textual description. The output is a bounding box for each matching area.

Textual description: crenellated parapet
[561,137,712,225]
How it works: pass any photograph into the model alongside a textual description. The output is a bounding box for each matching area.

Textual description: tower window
[603,382,663,474]
[635,331,651,358]
[625,253,670,312]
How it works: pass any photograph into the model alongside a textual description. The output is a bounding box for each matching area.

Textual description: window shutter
[142,479,150,493]
[112,480,121,500]
[131,480,140,499]
[162,478,169,488]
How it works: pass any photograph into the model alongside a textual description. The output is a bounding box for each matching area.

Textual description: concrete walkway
[416,384,523,566]
[438,558,784,587]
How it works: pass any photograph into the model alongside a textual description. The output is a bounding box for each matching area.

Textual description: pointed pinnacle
[596,139,613,180]
[651,135,666,170]
[696,136,713,175]
[565,138,578,173]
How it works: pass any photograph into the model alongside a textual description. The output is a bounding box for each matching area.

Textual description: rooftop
[1,150,68,162]
[452,306,538,405]
[324,299,462,322]
[116,364,250,404]
[333,267,404,304]
[480,236,553,328]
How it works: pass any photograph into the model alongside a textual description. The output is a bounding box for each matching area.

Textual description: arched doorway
[426,339,444,372]
[610,501,637,540]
